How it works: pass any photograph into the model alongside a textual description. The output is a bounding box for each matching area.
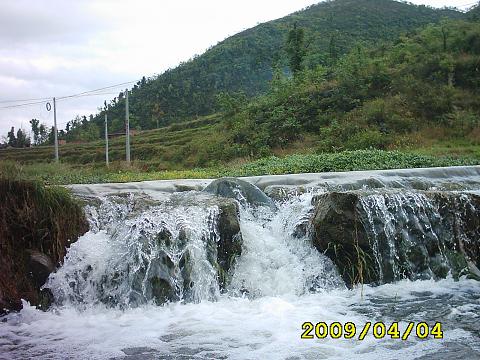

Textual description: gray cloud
[0,1,103,45]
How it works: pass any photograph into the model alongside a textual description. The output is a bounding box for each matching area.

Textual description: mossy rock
[216,200,243,288]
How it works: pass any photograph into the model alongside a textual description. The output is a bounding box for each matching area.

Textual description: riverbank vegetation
[0,176,88,312]
[1,149,477,185]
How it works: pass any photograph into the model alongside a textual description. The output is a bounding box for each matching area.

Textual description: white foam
[1,278,479,359]
[230,192,342,297]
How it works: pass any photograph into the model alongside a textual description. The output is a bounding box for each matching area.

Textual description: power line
[0,96,51,104]
[0,79,139,110]
[56,92,120,102]
[0,100,48,110]
[56,80,138,100]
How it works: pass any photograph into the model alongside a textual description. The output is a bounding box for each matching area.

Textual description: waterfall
[358,190,479,283]
[46,191,343,309]
[3,168,480,360]
[229,192,343,297]
[47,193,224,308]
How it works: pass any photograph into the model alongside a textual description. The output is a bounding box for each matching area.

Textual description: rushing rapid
[46,191,342,308]
[1,167,480,359]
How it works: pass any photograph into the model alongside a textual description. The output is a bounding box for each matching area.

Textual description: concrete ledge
[68,165,480,197]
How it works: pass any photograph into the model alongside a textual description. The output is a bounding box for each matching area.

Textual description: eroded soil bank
[0,179,88,313]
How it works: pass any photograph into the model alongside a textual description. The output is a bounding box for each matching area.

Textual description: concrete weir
[69,165,480,197]
[67,165,480,289]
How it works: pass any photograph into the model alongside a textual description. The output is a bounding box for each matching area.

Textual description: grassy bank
[0,177,88,312]
[1,149,478,185]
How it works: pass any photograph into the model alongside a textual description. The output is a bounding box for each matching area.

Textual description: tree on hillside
[468,2,480,20]
[6,127,30,148]
[38,124,49,145]
[7,127,16,147]
[329,34,339,64]
[30,119,40,145]
[151,103,165,129]
[441,22,449,52]
[30,119,51,145]
[47,126,56,145]
[285,23,307,76]
[16,128,30,148]
[216,91,247,116]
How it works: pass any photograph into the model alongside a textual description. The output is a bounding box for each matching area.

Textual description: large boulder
[311,191,480,287]
[27,250,55,288]
[203,178,277,210]
[428,192,480,278]
[140,199,243,304]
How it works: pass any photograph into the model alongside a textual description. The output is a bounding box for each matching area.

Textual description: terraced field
[0,115,223,169]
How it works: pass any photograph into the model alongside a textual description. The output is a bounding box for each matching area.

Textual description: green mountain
[89,0,464,134]
[4,17,479,172]
[468,2,480,19]
[227,19,480,157]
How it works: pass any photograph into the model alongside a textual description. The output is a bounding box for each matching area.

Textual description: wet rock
[215,200,243,288]
[27,250,55,288]
[203,177,277,210]
[37,288,54,311]
[264,186,309,202]
[427,192,480,279]
[311,191,480,287]
[311,192,376,286]
[147,253,179,304]
[174,184,200,192]
[90,193,244,306]
[156,228,173,248]
[312,192,369,248]
[145,199,242,302]
[149,277,178,304]
[126,247,180,306]
[179,249,195,300]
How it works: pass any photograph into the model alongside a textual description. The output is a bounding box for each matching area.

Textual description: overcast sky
[0,0,475,139]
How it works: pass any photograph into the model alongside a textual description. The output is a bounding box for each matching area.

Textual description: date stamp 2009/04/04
[301,322,443,341]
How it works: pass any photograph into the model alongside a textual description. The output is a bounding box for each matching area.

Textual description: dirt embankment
[0,179,88,314]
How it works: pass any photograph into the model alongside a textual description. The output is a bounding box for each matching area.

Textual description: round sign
[46,102,52,111]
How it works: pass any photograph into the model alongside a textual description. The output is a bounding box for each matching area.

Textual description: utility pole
[105,113,109,166]
[125,89,131,164]
[53,97,59,162]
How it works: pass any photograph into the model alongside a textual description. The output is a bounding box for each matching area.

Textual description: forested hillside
[86,0,463,135]
[4,16,479,171]
[469,2,480,19]
[221,19,480,159]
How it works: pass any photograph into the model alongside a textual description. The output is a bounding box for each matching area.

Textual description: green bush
[345,129,390,150]
[231,150,479,177]
[441,110,480,137]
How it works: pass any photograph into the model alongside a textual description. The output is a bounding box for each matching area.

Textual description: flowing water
[1,168,480,359]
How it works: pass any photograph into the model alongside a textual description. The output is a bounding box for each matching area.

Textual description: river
[1,166,479,359]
